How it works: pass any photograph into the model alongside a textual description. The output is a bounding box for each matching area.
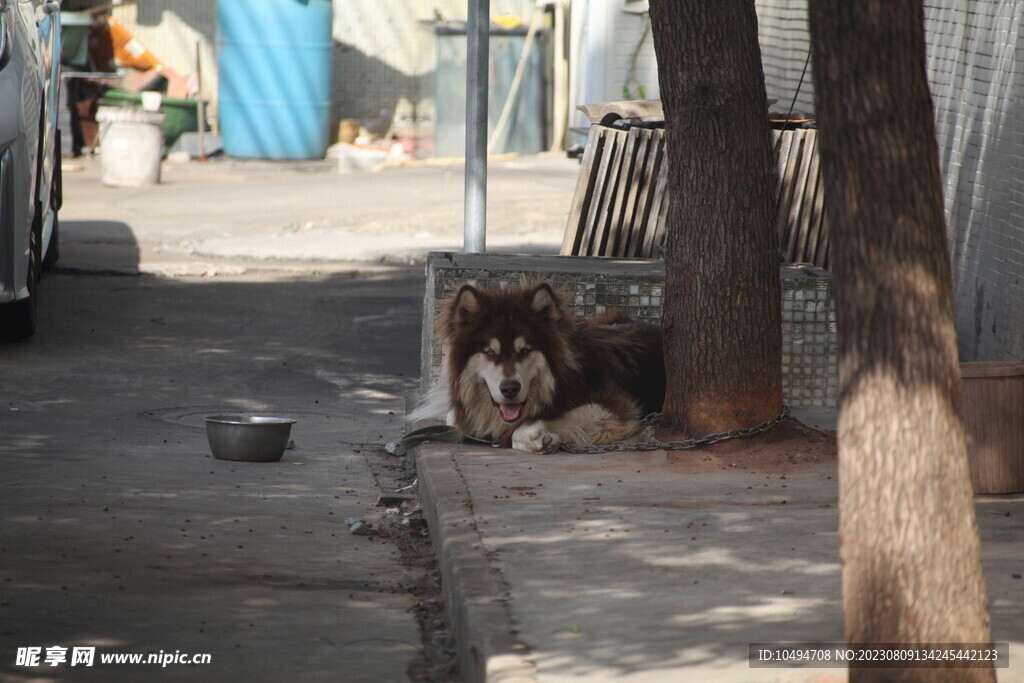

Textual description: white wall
[112,1,217,106]
[568,0,659,143]
[112,0,537,131]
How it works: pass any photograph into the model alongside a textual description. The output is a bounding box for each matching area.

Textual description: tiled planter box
[421,252,837,409]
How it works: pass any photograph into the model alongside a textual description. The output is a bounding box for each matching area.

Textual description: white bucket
[96,106,166,187]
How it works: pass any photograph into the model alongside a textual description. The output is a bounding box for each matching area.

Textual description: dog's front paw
[511,421,559,454]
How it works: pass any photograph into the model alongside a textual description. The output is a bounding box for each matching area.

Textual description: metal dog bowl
[205,415,296,462]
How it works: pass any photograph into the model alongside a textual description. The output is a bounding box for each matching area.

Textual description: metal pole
[464,0,489,253]
[195,41,207,162]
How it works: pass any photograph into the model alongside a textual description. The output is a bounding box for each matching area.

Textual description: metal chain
[558,403,792,454]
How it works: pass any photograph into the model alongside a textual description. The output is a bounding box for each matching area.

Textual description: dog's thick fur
[411,281,664,453]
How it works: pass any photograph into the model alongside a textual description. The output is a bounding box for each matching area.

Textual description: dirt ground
[647,416,838,474]
[360,445,459,682]
[681,420,837,472]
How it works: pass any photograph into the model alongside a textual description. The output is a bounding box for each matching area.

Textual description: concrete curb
[416,444,538,683]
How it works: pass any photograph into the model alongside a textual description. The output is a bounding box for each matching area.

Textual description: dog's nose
[499,379,521,399]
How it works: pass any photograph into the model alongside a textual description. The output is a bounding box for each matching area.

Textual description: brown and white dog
[411,281,664,453]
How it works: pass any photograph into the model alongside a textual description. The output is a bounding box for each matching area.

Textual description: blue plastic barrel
[217,0,333,160]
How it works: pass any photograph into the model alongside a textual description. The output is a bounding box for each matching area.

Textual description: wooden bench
[561,119,831,270]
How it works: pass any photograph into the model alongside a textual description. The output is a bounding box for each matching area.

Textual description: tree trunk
[648,0,782,437]
[809,2,994,679]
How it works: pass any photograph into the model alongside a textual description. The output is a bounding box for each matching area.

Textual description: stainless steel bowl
[205,415,296,462]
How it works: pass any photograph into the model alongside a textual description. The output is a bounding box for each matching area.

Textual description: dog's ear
[450,285,482,326]
[529,283,564,322]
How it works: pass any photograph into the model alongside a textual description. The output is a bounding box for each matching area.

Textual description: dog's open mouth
[498,402,524,423]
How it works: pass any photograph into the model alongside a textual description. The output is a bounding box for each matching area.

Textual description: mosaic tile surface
[422,255,837,408]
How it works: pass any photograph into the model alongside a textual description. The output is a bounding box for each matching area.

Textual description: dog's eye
[482,348,496,357]
[519,347,532,357]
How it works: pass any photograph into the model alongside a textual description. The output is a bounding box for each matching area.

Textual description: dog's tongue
[499,402,523,422]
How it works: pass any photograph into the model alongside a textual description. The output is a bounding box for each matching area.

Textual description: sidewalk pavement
[415,407,1024,683]
[58,152,1024,681]
[58,153,579,276]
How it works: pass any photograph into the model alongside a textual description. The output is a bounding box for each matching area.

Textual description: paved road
[0,152,578,681]
[56,154,577,275]
[1,267,430,681]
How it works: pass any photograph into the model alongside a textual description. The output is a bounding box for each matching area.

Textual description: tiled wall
[422,253,837,408]
[781,267,837,407]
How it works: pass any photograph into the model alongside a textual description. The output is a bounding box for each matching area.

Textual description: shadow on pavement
[56,221,141,275]
[0,268,426,681]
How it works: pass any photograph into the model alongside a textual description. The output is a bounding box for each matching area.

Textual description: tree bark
[648,0,782,437]
[809,2,993,679]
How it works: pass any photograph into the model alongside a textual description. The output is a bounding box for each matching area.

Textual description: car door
[31,0,61,255]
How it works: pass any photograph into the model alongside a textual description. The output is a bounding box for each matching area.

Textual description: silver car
[0,0,61,341]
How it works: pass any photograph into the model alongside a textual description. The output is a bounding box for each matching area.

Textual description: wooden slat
[563,123,830,269]
[772,129,831,270]
[630,127,671,259]
[641,132,670,259]
[576,127,613,256]
[649,172,671,259]
[617,128,655,257]
[561,126,604,255]
[589,127,626,255]
[573,127,618,255]
[819,204,827,274]
[801,132,827,266]
[610,128,645,257]
[619,128,662,258]
[771,129,795,210]
[775,131,802,261]
[604,127,641,256]
[961,362,1024,493]
[789,131,817,262]
[788,133,806,263]
[811,172,830,266]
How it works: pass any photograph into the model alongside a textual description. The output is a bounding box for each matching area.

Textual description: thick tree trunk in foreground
[648,0,782,436]
[809,2,993,679]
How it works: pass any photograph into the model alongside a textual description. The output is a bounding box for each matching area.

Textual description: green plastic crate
[98,89,202,147]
